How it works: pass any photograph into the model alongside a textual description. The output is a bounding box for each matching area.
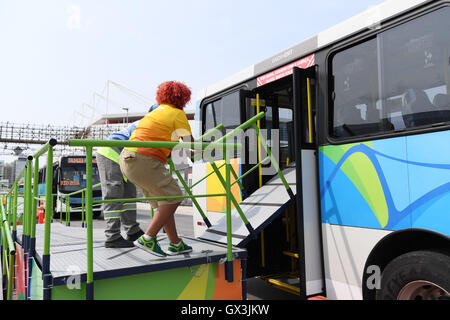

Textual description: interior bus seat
[335,104,382,137]
[433,93,450,122]
[433,93,450,123]
[433,93,450,108]
[384,98,406,130]
[403,89,438,127]
[333,105,362,137]
[365,104,395,132]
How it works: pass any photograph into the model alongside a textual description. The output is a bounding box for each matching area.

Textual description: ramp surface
[16,223,246,285]
[199,166,296,247]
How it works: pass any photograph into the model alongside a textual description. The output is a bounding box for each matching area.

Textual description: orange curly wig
[155,81,191,109]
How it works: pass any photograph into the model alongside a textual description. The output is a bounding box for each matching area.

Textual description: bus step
[282,251,299,259]
[260,274,301,296]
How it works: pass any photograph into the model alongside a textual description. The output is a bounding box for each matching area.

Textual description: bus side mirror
[53,167,60,184]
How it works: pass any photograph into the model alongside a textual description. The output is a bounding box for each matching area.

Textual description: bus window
[331,38,381,138]
[331,6,450,139]
[203,102,216,133]
[253,82,295,170]
[381,6,450,128]
[202,92,241,137]
[220,91,241,131]
[279,108,293,165]
[60,166,82,189]
[59,158,101,193]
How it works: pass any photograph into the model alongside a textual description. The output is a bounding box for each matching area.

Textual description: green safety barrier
[68,134,244,298]
[59,183,101,227]
[1,196,15,300]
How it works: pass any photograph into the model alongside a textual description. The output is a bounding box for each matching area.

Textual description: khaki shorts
[119,149,183,209]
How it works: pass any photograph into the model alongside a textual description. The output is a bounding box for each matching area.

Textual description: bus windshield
[59,158,100,193]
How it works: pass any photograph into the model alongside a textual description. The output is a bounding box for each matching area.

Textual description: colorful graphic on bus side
[319,130,450,236]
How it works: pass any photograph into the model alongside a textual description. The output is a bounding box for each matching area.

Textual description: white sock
[143,234,152,241]
[172,240,181,247]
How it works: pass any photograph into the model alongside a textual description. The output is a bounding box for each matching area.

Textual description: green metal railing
[0,139,56,300]
[66,137,242,299]
[1,110,295,300]
[58,183,101,227]
[1,155,30,300]
[1,197,15,300]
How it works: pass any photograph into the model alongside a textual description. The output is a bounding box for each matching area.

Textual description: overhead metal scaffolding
[0,122,128,157]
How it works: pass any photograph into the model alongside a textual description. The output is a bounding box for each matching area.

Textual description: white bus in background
[38,155,102,218]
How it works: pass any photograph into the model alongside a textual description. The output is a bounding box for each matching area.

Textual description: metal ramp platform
[15,223,247,300]
[199,166,296,247]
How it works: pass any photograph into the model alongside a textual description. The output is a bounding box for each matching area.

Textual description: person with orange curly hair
[119,81,194,257]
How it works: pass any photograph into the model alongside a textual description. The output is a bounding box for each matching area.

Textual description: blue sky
[0,0,385,127]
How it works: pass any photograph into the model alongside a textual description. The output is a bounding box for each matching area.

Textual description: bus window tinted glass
[203,102,216,132]
[381,7,450,129]
[60,166,84,191]
[332,38,380,138]
[60,162,101,192]
[279,108,293,147]
[202,91,241,135]
[220,91,241,130]
[331,7,450,139]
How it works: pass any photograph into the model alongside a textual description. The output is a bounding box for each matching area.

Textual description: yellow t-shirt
[127,104,192,163]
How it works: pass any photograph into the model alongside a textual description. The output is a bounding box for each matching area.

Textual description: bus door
[292,65,324,298]
[240,77,295,198]
[239,66,324,298]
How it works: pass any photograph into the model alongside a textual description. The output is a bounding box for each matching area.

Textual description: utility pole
[122,107,129,124]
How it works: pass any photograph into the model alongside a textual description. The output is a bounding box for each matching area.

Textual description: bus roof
[196,0,430,101]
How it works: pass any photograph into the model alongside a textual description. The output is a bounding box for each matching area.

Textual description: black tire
[376,250,450,300]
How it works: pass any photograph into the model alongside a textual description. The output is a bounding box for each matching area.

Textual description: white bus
[192,0,450,300]
[38,155,102,217]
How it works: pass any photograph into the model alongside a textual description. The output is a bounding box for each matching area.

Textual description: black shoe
[126,229,145,242]
[105,236,135,248]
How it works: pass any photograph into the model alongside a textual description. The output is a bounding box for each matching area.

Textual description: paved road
[57,204,299,300]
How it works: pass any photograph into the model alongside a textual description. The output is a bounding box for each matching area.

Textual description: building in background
[0,160,4,180]
[13,157,27,183]
[0,159,6,190]
[90,110,195,125]
[3,162,14,185]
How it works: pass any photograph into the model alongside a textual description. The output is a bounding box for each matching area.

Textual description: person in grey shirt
[96,104,158,248]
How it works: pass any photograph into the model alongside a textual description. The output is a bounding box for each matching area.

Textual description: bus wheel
[376,250,450,300]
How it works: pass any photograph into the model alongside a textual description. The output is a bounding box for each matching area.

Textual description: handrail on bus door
[195,112,268,240]
[167,123,225,228]
[196,110,294,234]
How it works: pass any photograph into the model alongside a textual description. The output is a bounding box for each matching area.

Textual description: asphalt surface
[55,204,299,300]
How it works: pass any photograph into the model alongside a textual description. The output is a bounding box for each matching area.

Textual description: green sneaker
[167,239,193,255]
[134,235,167,257]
